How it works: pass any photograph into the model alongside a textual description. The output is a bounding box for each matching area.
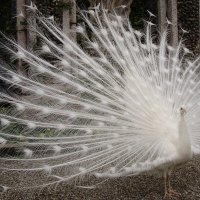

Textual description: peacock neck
[177,113,192,160]
[178,114,188,138]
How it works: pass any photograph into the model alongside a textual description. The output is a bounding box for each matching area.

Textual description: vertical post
[63,0,70,37]
[26,0,37,48]
[62,0,74,75]
[167,0,178,47]
[16,0,26,49]
[16,0,26,73]
[158,0,167,34]
[70,0,77,42]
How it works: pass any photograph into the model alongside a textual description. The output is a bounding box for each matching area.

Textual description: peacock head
[180,107,187,116]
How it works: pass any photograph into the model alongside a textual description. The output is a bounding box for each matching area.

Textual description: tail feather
[0,5,199,191]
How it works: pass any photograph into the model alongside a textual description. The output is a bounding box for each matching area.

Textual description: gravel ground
[0,156,200,200]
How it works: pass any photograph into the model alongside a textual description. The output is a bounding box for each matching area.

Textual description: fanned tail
[0,4,200,191]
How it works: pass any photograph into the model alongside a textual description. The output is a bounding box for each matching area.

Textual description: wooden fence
[15,0,199,51]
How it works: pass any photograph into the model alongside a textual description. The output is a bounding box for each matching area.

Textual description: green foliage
[38,128,55,138]
[56,0,74,11]
[129,0,158,30]
[0,0,15,34]
[20,19,27,27]
[0,105,55,140]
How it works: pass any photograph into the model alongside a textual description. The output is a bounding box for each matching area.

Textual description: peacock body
[0,3,199,198]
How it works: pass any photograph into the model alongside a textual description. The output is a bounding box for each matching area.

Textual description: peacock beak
[180,107,187,115]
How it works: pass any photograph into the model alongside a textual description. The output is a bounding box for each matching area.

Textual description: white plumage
[0,3,199,198]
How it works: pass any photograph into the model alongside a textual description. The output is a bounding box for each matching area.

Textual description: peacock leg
[163,170,169,199]
[164,169,180,199]
[167,170,181,197]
